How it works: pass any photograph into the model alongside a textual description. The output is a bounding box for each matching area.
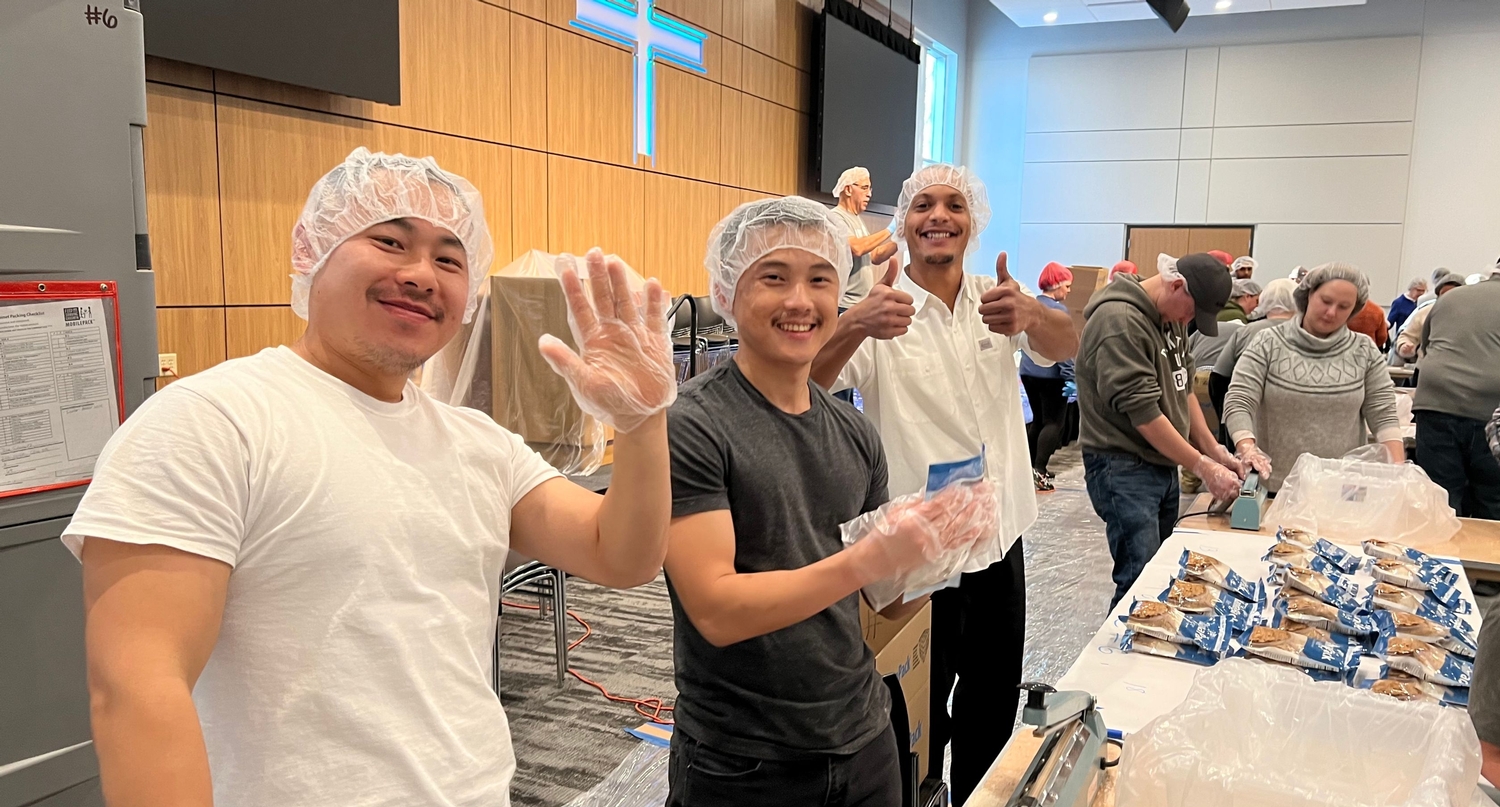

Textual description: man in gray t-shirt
[831,167,898,310]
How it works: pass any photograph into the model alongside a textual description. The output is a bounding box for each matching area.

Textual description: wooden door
[1188,227,1253,261]
[1127,226,1254,277]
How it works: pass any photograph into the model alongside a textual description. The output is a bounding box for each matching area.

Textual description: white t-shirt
[833,271,1049,560]
[830,205,874,309]
[62,346,561,807]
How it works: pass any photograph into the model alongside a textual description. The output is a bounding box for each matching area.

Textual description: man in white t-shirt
[66,148,678,807]
[829,167,898,312]
[811,164,1077,805]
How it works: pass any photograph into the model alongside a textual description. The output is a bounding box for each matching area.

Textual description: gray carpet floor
[500,444,1126,806]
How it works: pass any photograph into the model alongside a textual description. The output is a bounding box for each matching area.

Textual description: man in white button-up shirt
[812,164,1077,804]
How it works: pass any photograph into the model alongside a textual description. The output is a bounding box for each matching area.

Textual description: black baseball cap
[1176,253,1233,337]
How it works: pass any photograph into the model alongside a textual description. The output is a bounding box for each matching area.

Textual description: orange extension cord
[502,599,674,725]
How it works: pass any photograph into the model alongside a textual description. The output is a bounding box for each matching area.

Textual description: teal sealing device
[1231,471,1270,531]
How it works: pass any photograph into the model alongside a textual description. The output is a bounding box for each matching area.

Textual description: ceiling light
[1216,0,1232,8]
[1043,11,1059,22]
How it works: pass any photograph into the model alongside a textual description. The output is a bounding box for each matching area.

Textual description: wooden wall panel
[512,149,550,257]
[546,27,635,165]
[548,156,645,272]
[145,57,212,91]
[720,40,745,89]
[155,308,226,389]
[658,0,723,34]
[644,174,721,296]
[226,307,306,360]
[510,13,549,151]
[776,0,813,70]
[145,85,223,307]
[652,66,721,183]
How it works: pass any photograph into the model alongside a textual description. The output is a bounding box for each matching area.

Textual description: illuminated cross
[571,0,708,164]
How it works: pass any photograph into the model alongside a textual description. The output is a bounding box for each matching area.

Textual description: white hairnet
[1294,261,1370,313]
[704,196,852,328]
[290,147,494,323]
[1232,279,1262,298]
[892,164,991,257]
[833,166,870,199]
[1231,256,1257,272]
[1252,278,1297,318]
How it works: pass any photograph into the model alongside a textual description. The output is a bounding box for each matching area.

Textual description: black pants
[929,538,1027,806]
[1021,376,1066,473]
[667,725,900,807]
[1416,410,1500,520]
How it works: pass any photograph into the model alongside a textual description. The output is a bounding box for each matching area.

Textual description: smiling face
[1302,279,1359,338]
[304,216,470,376]
[730,245,841,370]
[903,185,971,267]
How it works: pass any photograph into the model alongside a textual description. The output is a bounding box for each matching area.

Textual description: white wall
[963,0,1500,302]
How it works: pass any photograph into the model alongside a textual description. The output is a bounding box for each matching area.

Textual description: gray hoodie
[1076,275,1194,467]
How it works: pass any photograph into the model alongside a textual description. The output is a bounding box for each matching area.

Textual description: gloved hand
[1207,443,1248,479]
[539,249,677,433]
[1194,454,1243,503]
[842,481,999,588]
[1234,440,1273,479]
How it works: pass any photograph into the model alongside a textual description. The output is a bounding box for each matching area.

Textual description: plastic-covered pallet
[563,742,669,807]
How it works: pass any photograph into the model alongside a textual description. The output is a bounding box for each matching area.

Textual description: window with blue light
[917,36,957,167]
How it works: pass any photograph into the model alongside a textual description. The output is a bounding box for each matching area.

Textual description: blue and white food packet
[1371,582,1476,628]
[924,452,986,497]
[1120,600,1232,655]
[1179,550,1260,603]
[1361,666,1469,707]
[1240,625,1362,674]
[1277,527,1317,549]
[1274,594,1377,637]
[1159,578,1260,632]
[1364,539,1461,584]
[1278,565,1370,613]
[1374,609,1477,658]
[1310,538,1363,575]
[1373,634,1472,687]
[1120,630,1223,666]
[1370,557,1462,598]
[1263,542,1343,576]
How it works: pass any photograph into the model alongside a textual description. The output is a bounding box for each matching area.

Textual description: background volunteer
[828,166,897,312]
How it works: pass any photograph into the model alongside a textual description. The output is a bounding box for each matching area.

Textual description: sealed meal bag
[1116,658,1482,807]
[1120,630,1224,666]
[1265,446,1462,548]
[1239,626,1362,674]
[1278,565,1369,613]
[1310,538,1364,575]
[1121,600,1232,654]
[1370,559,1467,611]
[1374,634,1472,688]
[841,453,998,610]
[1375,610,1476,658]
[1179,550,1261,602]
[1159,579,1259,632]
[1263,542,1343,576]
[1274,594,1377,637]
[1361,668,1469,708]
[1371,582,1476,627]
[1364,540,1460,583]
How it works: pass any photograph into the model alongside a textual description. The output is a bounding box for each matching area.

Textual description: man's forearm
[811,317,867,390]
[1135,415,1204,470]
[1186,392,1219,454]
[849,230,891,257]
[92,674,214,807]
[1025,305,1078,362]
[687,551,868,647]
[595,413,671,587]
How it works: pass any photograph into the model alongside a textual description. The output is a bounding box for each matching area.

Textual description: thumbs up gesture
[843,258,916,340]
[978,252,1043,337]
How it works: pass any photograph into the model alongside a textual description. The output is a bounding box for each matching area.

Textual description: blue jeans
[1083,451,1180,608]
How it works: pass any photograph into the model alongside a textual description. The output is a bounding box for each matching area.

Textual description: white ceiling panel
[991,0,1365,28]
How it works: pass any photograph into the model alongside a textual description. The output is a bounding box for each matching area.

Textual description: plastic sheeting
[563,742,669,807]
[1117,658,1481,807]
[1266,445,1462,548]
[420,249,646,476]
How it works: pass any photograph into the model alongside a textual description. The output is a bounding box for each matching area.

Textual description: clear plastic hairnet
[1252,278,1298,318]
[833,166,870,198]
[891,164,991,257]
[1294,261,1370,313]
[1231,279,1262,298]
[1231,256,1257,273]
[290,147,495,323]
[704,196,852,328]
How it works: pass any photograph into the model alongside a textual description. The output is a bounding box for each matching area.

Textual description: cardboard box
[1064,264,1105,333]
[860,599,933,782]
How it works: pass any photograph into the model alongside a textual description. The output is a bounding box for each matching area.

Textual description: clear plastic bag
[1264,445,1461,548]
[1116,658,1481,807]
[562,742,669,807]
[420,249,646,476]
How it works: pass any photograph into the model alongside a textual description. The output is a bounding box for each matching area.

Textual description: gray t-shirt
[666,360,891,759]
[1414,279,1500,422]
[830,205,873,309]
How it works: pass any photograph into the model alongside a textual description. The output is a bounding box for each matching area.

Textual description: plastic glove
[1235,441,1273,479]
[842,480,999,589]
[1207,443,1248,479]
[538,249,677,433]
[1194,454,1243,503]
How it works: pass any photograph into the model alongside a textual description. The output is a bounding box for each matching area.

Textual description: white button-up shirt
[833,270,1052,557]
